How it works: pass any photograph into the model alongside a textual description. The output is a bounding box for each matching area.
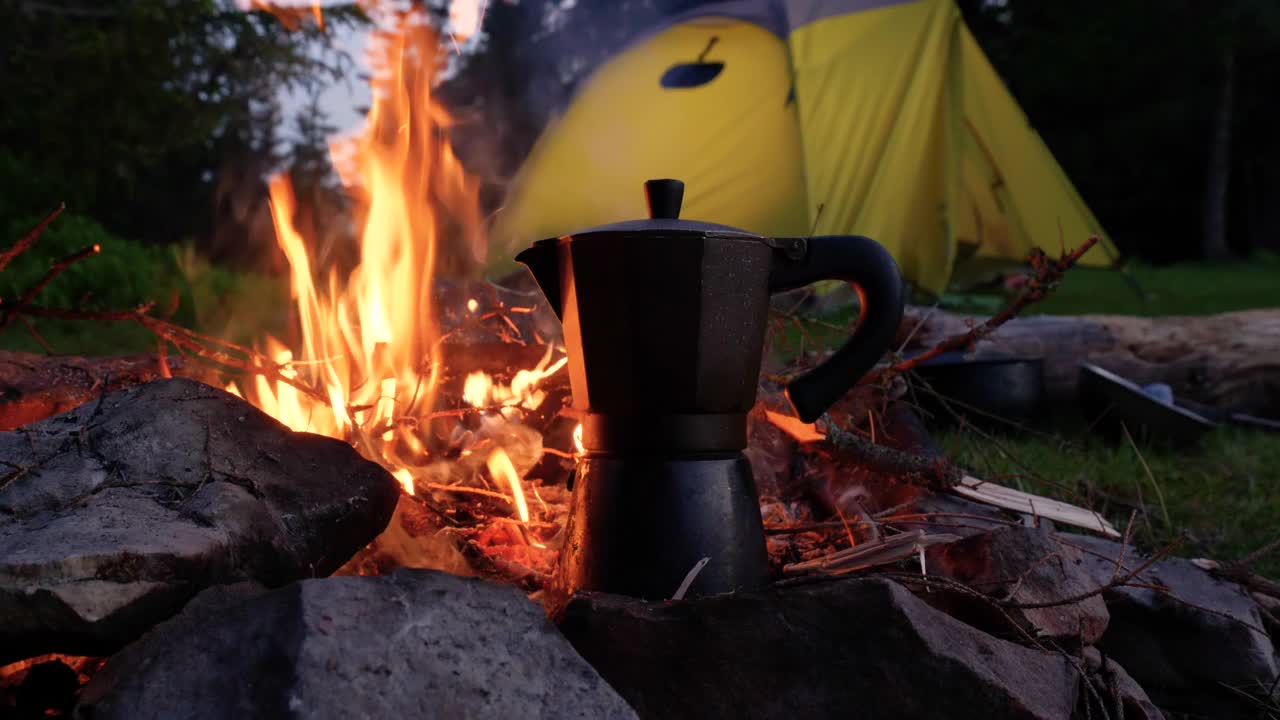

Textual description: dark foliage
[0,0,366,250]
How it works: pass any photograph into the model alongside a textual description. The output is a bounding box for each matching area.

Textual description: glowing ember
[0,654,103,688]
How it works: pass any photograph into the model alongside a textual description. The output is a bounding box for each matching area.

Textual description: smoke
[437,0,718,225]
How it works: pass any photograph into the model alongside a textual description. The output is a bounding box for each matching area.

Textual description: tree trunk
[898,306,1280,419]
[1202,45,1236,259]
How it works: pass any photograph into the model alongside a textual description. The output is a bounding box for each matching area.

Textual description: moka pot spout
[514,241,562,320]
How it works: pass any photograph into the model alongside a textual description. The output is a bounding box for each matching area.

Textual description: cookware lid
[544,179,759,241]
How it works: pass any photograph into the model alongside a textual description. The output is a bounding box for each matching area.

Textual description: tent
[487,0,1117,294]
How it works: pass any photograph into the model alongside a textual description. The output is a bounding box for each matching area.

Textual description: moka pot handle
[767,235,906,423]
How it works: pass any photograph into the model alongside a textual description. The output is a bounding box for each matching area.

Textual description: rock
[75,570,637,720]
[1079,647,1165,720]
[1063,534,1278,714]
[926,526,1110,645]
[0,378,400,663]
[557,577,1078,720]
[1253,591,1280,640]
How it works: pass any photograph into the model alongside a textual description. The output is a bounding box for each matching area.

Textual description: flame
[240,6,474,454]
[573,422,584,455]
[487,447,544,548]
[393,468,415,496]
[230,3,568,549]
[462,346,568,412]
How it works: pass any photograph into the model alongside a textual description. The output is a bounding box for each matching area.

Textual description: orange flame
[233,5,558,524]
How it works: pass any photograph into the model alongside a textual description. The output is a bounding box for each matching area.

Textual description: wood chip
[951,476,1120,538]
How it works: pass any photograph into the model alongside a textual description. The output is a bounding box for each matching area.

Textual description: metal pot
[907,351,1047,430]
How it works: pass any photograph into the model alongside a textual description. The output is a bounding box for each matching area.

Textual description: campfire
[231,3,572,581]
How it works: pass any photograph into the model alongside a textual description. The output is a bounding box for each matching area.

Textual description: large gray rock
[0,378,400,663]
[926,526,1111,645]
[557,577,1079,720]
[1064,534,1277,715]
[75,570,637,720]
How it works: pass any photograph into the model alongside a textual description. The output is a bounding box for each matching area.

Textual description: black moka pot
[516,179,905,601]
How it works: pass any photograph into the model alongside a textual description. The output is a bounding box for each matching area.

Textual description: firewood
[897,306,1280,417]
[0,350,205,430]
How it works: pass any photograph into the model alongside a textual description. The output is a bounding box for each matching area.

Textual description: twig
[1112,510,1138,583]
[868,236,1099,382]
[765,511,1019,535]
[0,202,64,273]
[17,304,330,404]
[999,549,1063,603]
[17,315,55,354]
[783,529,960,576]
[880,571,1048,651]
[422,482,512,503]
[1001,536,1184,610]
[1239,537,1280,570]
[820,411,963,489]
[671,557,711,601]
[1195,552,1280,600]
[0,243,100,331]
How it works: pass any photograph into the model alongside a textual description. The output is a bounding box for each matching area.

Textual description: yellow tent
[488,0,1117,294]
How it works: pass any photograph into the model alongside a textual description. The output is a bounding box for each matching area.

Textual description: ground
[936,257,1280,576]
[3,250,1279,574]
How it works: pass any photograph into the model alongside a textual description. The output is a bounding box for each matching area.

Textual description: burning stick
[765,410,1120,537]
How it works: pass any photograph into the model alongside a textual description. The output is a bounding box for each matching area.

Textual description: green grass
[943,252,1280,317]
[0,215,290,356]
[937,427,1280,578]
[931,256,1280,573]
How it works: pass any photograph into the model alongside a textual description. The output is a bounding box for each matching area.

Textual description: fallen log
[897,307,1280,419]
[0,351,206,430]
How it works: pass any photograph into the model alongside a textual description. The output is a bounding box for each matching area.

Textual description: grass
[936,426,1280,578]
[940,251,1280,317]
[932,256,1280,574]
[0,216,290,357]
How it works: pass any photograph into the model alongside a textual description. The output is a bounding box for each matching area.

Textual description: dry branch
[873,236,1099,382]
[999,537,1184,610]
[0,243,101,332]
[781,529,961,576]
[819,411,964,489]
[0,203,64,274]
[16,304,330,404]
